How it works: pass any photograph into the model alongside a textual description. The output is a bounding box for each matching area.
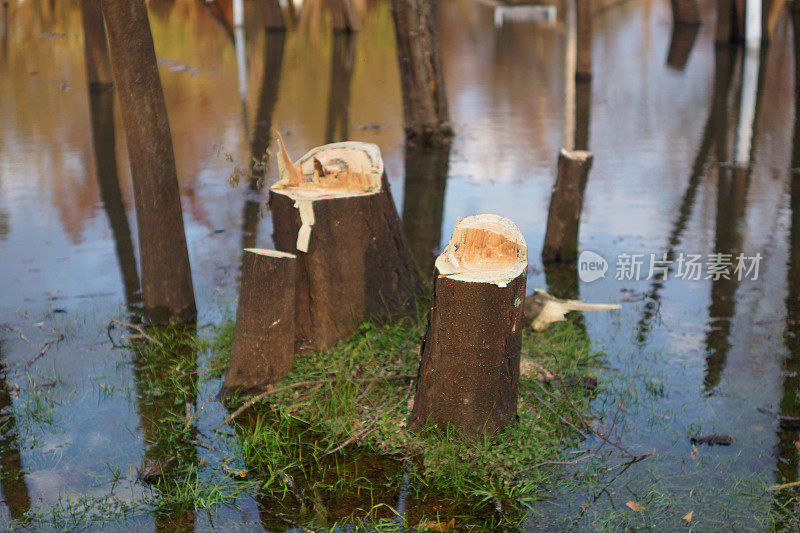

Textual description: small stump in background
[408,214,528,438]
[269,136,421,351]
[220,248,297,399]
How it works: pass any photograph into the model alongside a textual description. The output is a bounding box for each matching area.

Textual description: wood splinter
[269,132,421,350]
[524,289,621,331]
[220,248,297,399]
[408,214,528,438]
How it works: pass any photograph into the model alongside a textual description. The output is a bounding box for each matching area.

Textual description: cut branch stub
[220,249,297,399]
[408,214,528,438]
[269,136,421,351]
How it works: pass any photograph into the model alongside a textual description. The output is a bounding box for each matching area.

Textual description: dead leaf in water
[626,501,644,512]
[415,518,456,531]
[683,511,693,522]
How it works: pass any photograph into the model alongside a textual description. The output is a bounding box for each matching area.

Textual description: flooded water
[1,0,799,529]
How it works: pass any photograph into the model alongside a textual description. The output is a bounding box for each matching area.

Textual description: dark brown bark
[670,0,702,25]
[221,249,297,397]
[574,80,592,152]
[330,0,358,33]
[88,89,141,307]
[401,140,450,278]
[391,0,451,142]
[576,0,592,81]
[80,0,114,91]
[270,177,421,350]
[408,215,527,437]
[716,0,737,43]
[102,0,196,324]
[263,0,285,31]
[667,23,700,70]
[542,149,593,263]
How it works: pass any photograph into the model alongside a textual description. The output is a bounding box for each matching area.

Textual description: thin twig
[183,395,212,431]
[593,365,640,456]
[24,341,54,369]
[108,317,163,346]
[513,453,596,475]
[528,390,588,439]
[767,480,800,491]
[213,374,415,432]
[320,381,414,458]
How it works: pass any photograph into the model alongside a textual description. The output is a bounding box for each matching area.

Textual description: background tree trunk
[408,215,527,438]
[102,0,196,324]
[575,0,592,80]
[391,0,451,142]
[542,149,593,263]
[80,0,114,91]
[670,0,702,25]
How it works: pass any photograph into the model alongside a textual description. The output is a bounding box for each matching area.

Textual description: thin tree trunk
[542,149,593,263]
[263,0,285,31]
[391,0,452,142]
[670,0,702,25]
[717,0,737,43]
[101,0,196,324]
[80,0,114,91]
[408,215,527,438]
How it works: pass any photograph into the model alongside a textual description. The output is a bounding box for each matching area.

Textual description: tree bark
[542,149,593,263]
[269,140,421,351]
[80,0,114,91]
[263,0,285,31]
[408,215,527,438]
[576,0,592,81]
[101,0,197,324]
[667,23,700,70]
[221,249,297,398]
[391,0,452,142]
[670,0,702,25]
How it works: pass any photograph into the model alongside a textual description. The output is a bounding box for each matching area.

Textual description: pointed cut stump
[408,215,528,438]
[542,149,593,263]
[220,249,297,398]
[269,137,421,351]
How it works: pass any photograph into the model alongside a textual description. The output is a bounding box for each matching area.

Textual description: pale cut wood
[408,215,527,438]
[220,249,297,398]
[524,289,620,331]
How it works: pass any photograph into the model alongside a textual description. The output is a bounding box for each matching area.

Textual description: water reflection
[131,327,198,532]
[666,23,699,70]
[0,342,31,524]
[325,33,356,143]
[401,141,450,278]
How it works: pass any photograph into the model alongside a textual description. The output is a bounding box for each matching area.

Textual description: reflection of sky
[0,0,799,528]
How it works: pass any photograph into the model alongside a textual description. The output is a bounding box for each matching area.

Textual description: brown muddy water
[1,0,799,530]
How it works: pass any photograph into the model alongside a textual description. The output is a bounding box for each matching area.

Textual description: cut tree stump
[408,215,528,438]
[542,149,593,263]
[269,135,421,351]
[220,249,297,398]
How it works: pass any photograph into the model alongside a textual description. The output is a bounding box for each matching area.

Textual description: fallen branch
[766,480,800,492]
[213,374,415,432]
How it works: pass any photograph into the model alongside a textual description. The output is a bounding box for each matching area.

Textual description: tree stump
[542,149,593,263]
[269,136,421,351]
[221,249,297,398]
[408,215,528,438]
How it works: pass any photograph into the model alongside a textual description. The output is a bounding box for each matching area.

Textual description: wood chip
[683,511,693,522]
[626,501,644,512]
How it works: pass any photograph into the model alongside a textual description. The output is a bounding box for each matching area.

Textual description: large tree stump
[408,215,527,438]
[542,149,593,263]
[269,137,421,351]
[221,249,297,398]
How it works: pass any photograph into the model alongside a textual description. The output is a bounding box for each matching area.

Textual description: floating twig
[108,317,163,346]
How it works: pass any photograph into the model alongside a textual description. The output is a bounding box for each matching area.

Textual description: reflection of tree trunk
[574,80,591,151]
[2,1,10,58]
[249,30,285,188]
[636,46,738,343]
[102,0,197,324]
[717,0,738,43]
[391,0,452,142]
[667,23,700,70]
[131,327,197,531]
[703,47,765,391]
[79,0,114,91]
[325,34,355,144]
[88,89,142,307]
[576,0,592,80]
[669,0,701,25]
[263,0,285,31]
[0,343,31,523]
[401,141,450,277]
[773,7,800,520]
